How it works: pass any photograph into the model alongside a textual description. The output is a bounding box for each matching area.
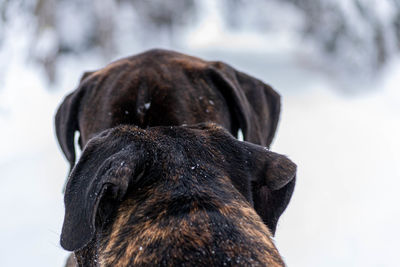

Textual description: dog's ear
[242,141,296,234]
[184,123,295,234]
[187,122,295,190]
[60,132,145,251]
[207,62,281,147]
[243,142,296,191]
[55,71,93,171]
[55,91,81,172]
[187,123,295,234]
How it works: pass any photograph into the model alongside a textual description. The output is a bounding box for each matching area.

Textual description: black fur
[55,49,281,172]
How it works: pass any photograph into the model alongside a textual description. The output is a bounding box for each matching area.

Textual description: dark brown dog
[55,49,281,173]
[61,123,296,266]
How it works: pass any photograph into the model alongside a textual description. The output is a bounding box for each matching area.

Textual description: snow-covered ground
[274,66,400,267]
[1,4,400,266]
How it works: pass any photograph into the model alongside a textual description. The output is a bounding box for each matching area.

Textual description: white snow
[273,74,400,267]
[237,129,244,142]
[2,48,399,266]
[1,2,400,266]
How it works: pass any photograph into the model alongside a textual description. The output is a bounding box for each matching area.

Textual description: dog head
[61,123,296,257]
[55,49,281,172]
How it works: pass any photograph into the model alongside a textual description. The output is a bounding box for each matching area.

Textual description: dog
[61,123,296,266]
[55,49,281,173]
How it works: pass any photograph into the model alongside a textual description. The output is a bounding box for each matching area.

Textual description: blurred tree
[33,0,57,83]
[224,0,399,81]
[129,0,196,29]
[2,0,400,85]
[1,0,197,84]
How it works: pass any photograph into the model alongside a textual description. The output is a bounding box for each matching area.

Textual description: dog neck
[92,173,285,267]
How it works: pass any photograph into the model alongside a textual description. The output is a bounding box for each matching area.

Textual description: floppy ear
[246,144,296,191]
[208,62,281,148]
[60,136,144,251]
[55,72,94,172]
[55,90,83,172]
[243,141,296,234]
[186,123,295,234]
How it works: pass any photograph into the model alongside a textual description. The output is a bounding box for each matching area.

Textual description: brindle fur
[55,49,283,238]
[61,123,296,266]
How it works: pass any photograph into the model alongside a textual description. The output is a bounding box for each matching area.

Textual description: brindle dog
[55,49,281,173]
[61,123,296,266]
[55,49,284,235]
